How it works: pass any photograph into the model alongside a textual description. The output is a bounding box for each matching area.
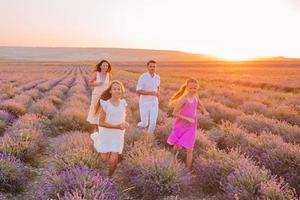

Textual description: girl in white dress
[91,80,129,176]
[87,60,112,129]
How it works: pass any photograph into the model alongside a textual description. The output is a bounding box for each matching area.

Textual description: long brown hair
[93,60,112,82]
[169,78,199,106]
[94,80,125,114]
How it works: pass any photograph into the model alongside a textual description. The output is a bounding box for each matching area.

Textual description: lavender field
[0,61,300,200]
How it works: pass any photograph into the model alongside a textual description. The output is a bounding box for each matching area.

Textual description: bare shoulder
[178,95,188,105]
[122,99,128,105]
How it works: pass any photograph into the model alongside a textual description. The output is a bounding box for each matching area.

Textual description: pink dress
[167,98,197,150]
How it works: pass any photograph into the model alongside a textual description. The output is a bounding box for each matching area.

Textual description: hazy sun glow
[1,0,300,60]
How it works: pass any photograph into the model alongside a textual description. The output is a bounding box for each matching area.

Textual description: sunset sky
[1,0,300,60]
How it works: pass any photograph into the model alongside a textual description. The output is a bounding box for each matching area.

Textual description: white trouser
[138,100,158,134]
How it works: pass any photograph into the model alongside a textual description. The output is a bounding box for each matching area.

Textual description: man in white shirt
[136,60,160,134]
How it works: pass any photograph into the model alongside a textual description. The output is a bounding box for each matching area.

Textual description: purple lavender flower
[0,110,16,124]
[38,166,119,200]
[120,139,192,199]
[0,153,31,193]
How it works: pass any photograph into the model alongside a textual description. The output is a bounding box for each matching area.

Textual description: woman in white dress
[91,80,129,176]
[87,60,112,130]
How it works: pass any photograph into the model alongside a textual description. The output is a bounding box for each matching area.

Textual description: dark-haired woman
[87,60,112,128]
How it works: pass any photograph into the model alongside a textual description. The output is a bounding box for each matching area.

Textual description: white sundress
[86,72,109,124]
[90,99,127,154]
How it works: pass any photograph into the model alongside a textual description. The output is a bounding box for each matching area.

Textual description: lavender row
[207,122,300,194]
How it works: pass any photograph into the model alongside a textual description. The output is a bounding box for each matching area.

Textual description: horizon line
[1,45,300,60]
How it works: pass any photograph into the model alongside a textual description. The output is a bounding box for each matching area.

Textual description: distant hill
[0,46,215,62]
[254,56,300,61]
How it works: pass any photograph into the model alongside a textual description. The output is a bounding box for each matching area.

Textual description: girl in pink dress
[167,78,209,171]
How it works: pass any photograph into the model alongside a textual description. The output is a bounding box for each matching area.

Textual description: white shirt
[136,72,160,102]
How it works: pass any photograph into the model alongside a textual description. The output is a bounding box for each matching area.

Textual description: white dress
[86,72,109,124]
[90,99,127,154]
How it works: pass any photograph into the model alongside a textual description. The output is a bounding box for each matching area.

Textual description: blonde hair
[169,78,199,106]
[94,80,125,114]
